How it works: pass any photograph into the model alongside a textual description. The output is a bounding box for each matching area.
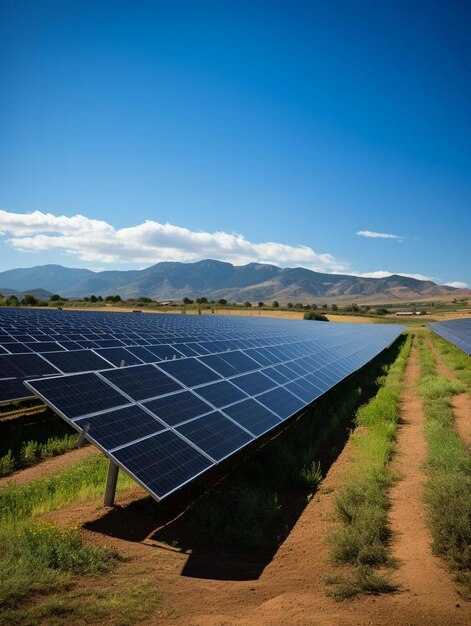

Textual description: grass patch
[328,333,412,598]
[417,335,471,597]
[0,453,134,526]
[430,332,471,390]
[0,454,156,624]
[0,434,80,478]
[0,582,160,626]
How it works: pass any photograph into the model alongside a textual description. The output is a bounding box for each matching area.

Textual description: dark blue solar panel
[41,350,112,374]
[75,405,166,450]
[158,358,222,387]
[176,412,252,461]
[222,398,281,436]
[111,430,213,499]
[431,319,471,355]
[93,347,143,367]
[146,344,184,360]
[1,343,33,354]
[199,351,259,377]
[101,364,183,401]
[230,371,276,395]
[256,387,305,419]
[144,391,213,426]
[126,346,158,363]
[0,353,59,378]
[25,372,128,419]
[193,380,248,408]
[0,379,34,403]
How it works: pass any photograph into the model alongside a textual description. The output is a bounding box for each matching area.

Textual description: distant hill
[0,260,467,304]
[0,287,53,299]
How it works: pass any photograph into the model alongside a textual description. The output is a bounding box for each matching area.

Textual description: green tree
[89,295,98,302]
[196,297,208,304]
[21,294,38,306]
[258,302,264,307]
[243,301,252,307]
[310,303,318,311]
[294,303,303,309]
[217,298,227,305]
[6,295,19,307]
[50,294,62,301]
[272,301,279,308]
[331,304,338,311]
[183,297,193,304]
[287,302,293,309]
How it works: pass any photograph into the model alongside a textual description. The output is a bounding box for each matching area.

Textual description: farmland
[0,318,470,625]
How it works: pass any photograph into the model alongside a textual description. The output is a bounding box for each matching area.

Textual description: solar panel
[100,364,183,401]
[74,405,166,450]
[22,309,403,502]
[110,430,214,500]
[29,372,129,418]
[430,318,471,355]
[175,411,253,461]
[143,390,213,426]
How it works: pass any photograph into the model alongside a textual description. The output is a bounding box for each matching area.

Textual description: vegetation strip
[417,335,471,596]
[0,454,145,624]
[327,334,412,599]
[429,332,471,391]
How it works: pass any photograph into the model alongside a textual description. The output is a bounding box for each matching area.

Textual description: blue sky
[0,0,470,286]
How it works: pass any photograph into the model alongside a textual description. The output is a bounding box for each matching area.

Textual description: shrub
[303,311,329,321]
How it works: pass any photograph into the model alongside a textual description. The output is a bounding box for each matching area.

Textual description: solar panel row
[430,318,471,355]
[0,308,398,404]
[25,313,404,502]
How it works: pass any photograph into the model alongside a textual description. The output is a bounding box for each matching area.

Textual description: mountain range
[0,260,467,304]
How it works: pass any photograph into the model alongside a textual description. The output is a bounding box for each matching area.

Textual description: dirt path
[427,338,471,450]
[385,344,468,623]
[0,445,97,488]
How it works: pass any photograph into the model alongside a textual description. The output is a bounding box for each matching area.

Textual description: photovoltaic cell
[100,364,183,401]
[222,398,281,436]
[175,411,252,461]
[75,405,166,450]
[144,390,213,426]
[26,372,128,419]
[158,358,222,387]
[41,350,111,373]
[192,380,248,408]
[111,430,214,499]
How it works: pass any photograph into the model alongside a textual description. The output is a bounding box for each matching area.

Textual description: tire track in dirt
[386,343,469,623]
[426,338,471,451]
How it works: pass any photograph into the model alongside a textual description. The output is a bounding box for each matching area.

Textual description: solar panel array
[21,308,404,502]
[430,318,471,355]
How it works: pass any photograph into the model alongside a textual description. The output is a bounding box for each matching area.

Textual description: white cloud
[352,271,435,281]
[0,210,349,273]
[357,230,403,240]
[445,281,469,289]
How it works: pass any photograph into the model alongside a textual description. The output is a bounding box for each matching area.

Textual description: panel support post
[104,460,119,506]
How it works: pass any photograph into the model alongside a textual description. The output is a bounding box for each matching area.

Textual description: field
[0,324,470,625]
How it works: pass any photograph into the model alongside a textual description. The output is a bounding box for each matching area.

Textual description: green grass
[328,334,412,599]
[417,335,471,597]
[0,453,134,526]
[0,454,156,624]
[0,434,80,478]
[430,332,471,390]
